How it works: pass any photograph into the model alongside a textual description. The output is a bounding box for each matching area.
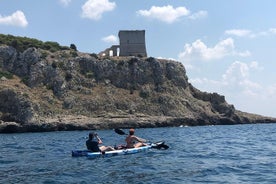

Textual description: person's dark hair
[89,132,95,139]
[129,128,135,135]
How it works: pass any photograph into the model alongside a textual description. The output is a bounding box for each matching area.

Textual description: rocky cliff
[0,41,275,133]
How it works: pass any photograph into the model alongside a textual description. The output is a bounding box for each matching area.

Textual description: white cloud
[102,35,117,43]
[137,5,190,23]
[188,10,208,20]
[267,84,276,97]
[190,61,263,92]
[188,60,276,116]
[178,38,251,63]
[59,0,71,6]
[178,38,237,62]
[221,61,263,96]
[81,0,116,20]
[236,50,251,57]
[223,61,251,84]
[225,28,276,38]
[268,28,276,34]
[225,29,252,37]
[180,31,275,116]
[0,10,28,27]
[249,61,263,70]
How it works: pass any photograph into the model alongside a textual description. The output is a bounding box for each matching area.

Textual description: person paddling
[86,132,115,152]
[125,128,147,148]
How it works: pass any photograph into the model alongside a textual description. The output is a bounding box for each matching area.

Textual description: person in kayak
[125,128,147,148]
[86,132,115,152]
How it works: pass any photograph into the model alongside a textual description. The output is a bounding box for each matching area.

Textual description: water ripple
[1,124,276,183]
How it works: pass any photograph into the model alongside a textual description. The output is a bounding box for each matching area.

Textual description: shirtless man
[125,128,147,148]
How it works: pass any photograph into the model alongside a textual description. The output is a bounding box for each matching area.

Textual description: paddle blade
[152,141,169,150]
[114,128,126,135]
[162,144,169,150]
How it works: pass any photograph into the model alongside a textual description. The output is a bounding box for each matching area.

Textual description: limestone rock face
[0,46,17,71]
[1,46,41,78]
[0,89,35,124]
[0,45,275,133]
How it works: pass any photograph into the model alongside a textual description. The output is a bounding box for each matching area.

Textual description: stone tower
[119,30,147,57]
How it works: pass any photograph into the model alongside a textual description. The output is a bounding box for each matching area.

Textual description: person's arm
[134,136,147,143]
[95,134,103,144]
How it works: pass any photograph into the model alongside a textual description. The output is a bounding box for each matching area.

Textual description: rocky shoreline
[1,114,275,133]
[1,37,276,133]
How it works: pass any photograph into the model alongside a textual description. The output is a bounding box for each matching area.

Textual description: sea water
[1,123,276,183]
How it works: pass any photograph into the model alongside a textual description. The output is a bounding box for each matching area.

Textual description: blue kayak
[72,141,169,159]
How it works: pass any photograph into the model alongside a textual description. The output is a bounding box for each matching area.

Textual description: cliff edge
[0,36,275,133]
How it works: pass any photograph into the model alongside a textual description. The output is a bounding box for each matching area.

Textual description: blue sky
[1,0,276,117]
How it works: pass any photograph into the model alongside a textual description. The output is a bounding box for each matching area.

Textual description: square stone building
[119,30,147,57]
[99,30,147,57]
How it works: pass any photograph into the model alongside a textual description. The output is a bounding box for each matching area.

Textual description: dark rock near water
[0,44,275,133]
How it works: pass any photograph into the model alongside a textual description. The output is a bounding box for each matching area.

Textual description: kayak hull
[72,145,152,158]
[72,141,168,158]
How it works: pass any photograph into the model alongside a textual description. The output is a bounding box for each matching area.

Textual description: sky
[1,0,276,117]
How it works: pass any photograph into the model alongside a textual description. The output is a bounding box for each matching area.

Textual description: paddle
[114,128,127,135]
[114,128,169,150]
[152,141,169,150]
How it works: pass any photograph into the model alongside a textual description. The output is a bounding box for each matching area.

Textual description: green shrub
[60,52,70,58]
[65,72,73,81]
[0,34,70,52]
[70,44,77,51]
[86,72,94,78]
[70,51,78,57]
[44,41,61,52]
[57,62,64,69]
[21,76,29,84]
[52,61,57,69]
[0,71,13,79]
[90,53,98,59]
[46,84,53,90]
[41,51,48,59]
[139,86,151,99]
[61,46,70,50]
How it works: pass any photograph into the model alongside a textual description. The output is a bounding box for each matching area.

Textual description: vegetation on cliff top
[0,34,71,53]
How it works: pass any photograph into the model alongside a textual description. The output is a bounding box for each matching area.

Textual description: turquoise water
[1,123,276,183]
